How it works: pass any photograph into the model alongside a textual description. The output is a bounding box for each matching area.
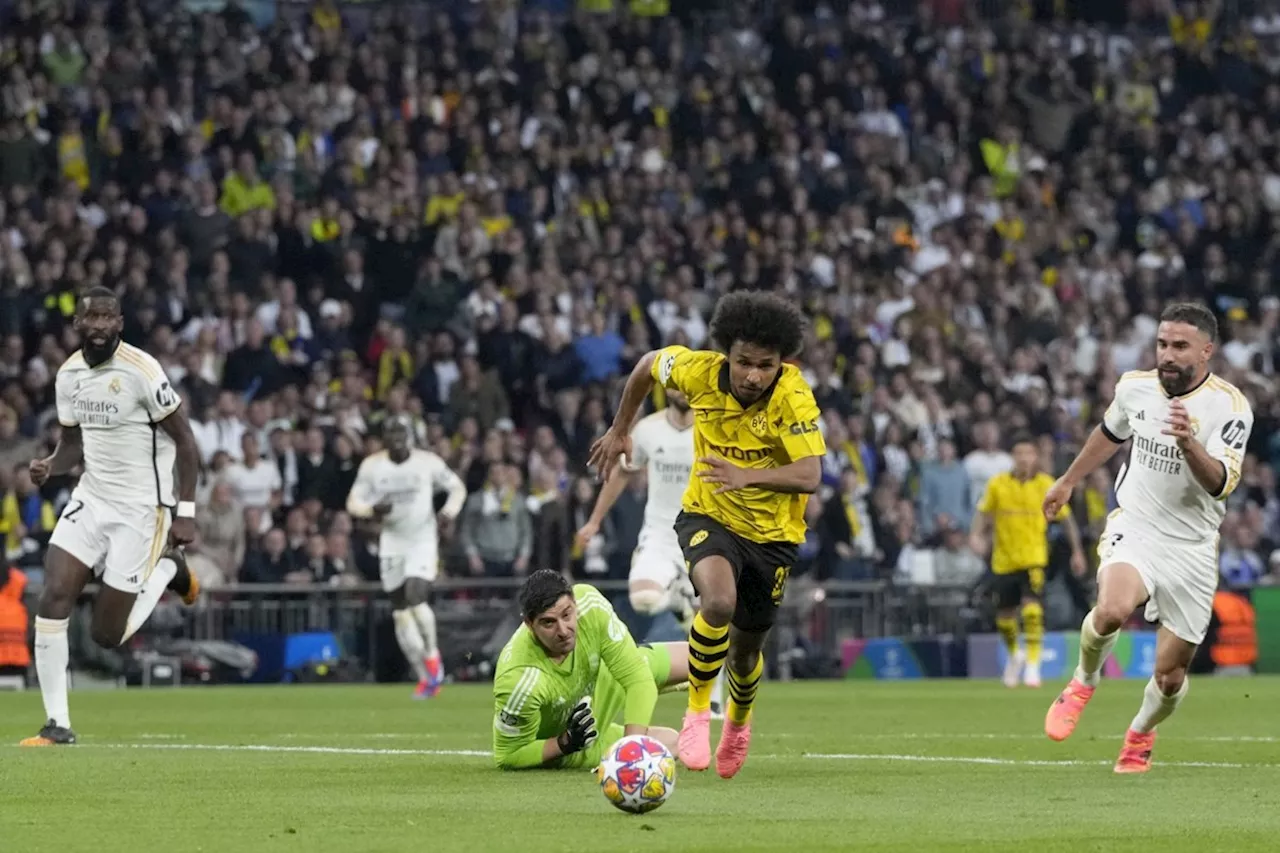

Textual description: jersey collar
[717,361,781,410]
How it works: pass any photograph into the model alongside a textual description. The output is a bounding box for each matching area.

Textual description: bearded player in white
[347,415,467,699]
[1042,303,1252,773]
[22,287,202,746]
[575,390,725,715]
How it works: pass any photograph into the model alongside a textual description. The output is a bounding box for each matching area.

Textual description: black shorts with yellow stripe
[673,511,798,634]
[992,567,1045,609]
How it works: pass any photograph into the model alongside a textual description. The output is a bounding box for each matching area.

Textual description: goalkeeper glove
[556,698,598,756]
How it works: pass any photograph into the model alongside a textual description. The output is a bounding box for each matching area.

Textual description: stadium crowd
[2,0,1280,633]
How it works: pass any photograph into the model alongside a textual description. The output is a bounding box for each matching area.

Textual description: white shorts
[630,527,685,589]
[49,494,171,596]
[380,534,439,592]
[1098,513,1219,645]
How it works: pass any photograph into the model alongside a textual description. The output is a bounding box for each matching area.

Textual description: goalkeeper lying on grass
[492,570,687,769]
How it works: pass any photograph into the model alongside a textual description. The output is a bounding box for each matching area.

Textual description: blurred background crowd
[2,0,1280,636]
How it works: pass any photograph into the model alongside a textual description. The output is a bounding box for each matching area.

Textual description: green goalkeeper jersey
[492,584,660,770]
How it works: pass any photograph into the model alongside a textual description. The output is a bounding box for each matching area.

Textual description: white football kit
[347,449,467,591]
[625,411,694,588]
[1099,371,1253,643]
[49,343,181,594]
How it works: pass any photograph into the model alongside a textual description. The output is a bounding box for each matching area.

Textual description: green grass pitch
[3,678,1280,852]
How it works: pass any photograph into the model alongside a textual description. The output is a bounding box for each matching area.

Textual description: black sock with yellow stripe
[687,612,729,713]
[996,616,1019,657]
[1021,601,1044,665]
[726,654,764,726]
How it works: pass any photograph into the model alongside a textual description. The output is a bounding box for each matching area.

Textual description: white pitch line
[15,742,1273,769]
[846,732,1280,744]
[98,743,490,757]
[803,753,1257,769]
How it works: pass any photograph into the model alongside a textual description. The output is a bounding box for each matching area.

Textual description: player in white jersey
[575,390,725,715]
[1042,303,1253,773]
[21,287,202,747]
[347,415,467,699]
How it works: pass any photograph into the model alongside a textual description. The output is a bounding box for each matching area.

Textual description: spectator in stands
[221,433,283,531]
[918,440,972,537]
[194,480,245,587]
[460,463,533,578]
[242,528,295,585]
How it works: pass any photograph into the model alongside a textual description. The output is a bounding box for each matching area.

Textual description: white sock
[711,669,726,709]
[34,617,71,729]
[1131,676,1188,734]
[121,557,179,643]
[393,610,429,682]
[1074,608,1120,687]
[409,602,439,659]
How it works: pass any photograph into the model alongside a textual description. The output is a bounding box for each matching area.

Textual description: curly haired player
[589,291,825,779]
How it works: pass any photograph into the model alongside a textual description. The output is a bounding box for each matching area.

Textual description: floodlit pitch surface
[3,679,1280,852]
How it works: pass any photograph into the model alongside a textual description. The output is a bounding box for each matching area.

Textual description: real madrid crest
[108,377,122,395]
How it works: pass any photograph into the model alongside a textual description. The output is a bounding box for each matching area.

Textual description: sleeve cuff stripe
[1099,423,1124,444]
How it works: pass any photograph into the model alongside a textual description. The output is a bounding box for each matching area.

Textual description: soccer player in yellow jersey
[589,291,824,779]
[970,435,1086,688]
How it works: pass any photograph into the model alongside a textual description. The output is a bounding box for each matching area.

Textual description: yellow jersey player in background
[589,291,824,780]
[970,434,1086,688]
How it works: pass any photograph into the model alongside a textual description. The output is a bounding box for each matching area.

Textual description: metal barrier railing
[21,577,979,668]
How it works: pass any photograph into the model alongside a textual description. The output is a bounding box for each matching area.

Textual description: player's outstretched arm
[157,407,201,545]
[577,465,632,549]
[493,667,596,770]
[968,508,991,558]
[434,458,468,521]
[32,425,83,484]
[1044,426,1124,518]
[755,383,826,494]
[588,590,659,734]
[735,456,822,494]
[345,457,377,519]
[588,351,660,482]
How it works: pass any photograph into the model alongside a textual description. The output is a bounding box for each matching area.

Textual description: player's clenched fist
[170,517,196,547]
[1042,476,1072,521]
[1162,397,1193,446]
[556,698,598,756]
[29,456,52,486]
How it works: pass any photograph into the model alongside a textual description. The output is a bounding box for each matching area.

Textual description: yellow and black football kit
[977,471,1068,665]
[651,345,826,632]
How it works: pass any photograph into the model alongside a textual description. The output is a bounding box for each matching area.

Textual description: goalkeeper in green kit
[492,570,687,770]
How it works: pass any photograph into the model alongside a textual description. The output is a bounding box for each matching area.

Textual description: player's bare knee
[1154,666,1187,696]
[90,621,124,649]
[36,587,76,621]
[629,587,664,615]
[404,579,430,607]
[1091,604,1129,634]
[697,591,735,627]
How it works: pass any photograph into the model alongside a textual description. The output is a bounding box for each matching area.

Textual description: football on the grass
[597,735,676,814]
